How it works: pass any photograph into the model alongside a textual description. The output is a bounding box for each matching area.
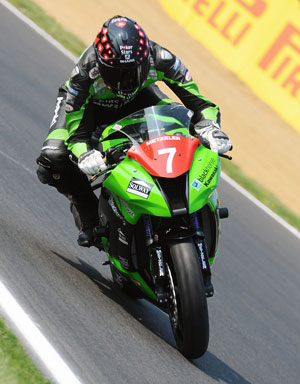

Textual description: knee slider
[36,164,61,186]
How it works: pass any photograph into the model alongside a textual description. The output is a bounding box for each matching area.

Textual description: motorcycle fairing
[127,135,201,178]
[189,146,220,213]
[102,157,172,225]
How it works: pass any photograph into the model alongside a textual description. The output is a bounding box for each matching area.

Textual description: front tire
[167,239,209,358]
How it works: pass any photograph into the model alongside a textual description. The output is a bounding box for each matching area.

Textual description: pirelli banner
[159,0,300,133]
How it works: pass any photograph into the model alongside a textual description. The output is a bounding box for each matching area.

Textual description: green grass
[221,159,300,231]
[0,317,51,384]
[8,0,86,57]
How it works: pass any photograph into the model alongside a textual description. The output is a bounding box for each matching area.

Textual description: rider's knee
[36,141,68,187]
[40,139,69,165]
[36,163,61,186]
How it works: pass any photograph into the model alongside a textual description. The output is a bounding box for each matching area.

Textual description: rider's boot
[69,191,99,247]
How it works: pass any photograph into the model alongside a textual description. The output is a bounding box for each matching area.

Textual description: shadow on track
[51,250,251,384]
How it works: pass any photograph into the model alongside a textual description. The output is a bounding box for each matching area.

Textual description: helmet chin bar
[106,83,140,100]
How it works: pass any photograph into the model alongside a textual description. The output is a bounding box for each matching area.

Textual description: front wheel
[167,239,209,359]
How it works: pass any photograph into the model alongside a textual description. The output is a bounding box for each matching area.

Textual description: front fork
[143,215,169,304]
[190,212,214,297]
[143,212,214,304]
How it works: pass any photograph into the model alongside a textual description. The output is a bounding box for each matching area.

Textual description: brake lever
[219,145,233,160]
[219,153,232,160]
[90,163,115,183]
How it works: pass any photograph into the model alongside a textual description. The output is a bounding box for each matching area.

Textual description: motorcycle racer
[36,15,231,247]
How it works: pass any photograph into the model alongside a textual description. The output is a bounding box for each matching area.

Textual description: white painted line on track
[0,280,83,384]
[1,0,299,239]
[222,173,300,239]
[0,0,77,63]
[0,2,82,382]
[0,149,35,176]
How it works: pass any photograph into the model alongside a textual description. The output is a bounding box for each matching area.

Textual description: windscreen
[103,104,194,145]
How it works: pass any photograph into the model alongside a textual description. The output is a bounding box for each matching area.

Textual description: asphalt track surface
[0,4,300,384]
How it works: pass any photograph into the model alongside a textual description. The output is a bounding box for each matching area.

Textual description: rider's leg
[36,86,99,247]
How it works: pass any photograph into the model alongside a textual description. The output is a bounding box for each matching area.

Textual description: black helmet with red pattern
[94,16,150,99]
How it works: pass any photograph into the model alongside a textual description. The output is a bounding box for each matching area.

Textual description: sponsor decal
[120,45,134,63]
[179,62,186,75]
[118,228,128,245]
[68,86,79,96]
[121,45,133,50]
[50,96,64,127]
[191,179,202,191]
[120,199,135,217]
[197,158,216,182]
[148,57,158,80]
[65,103,74,112]
[93,98,131,109]
[113,124,122,131]
[173,57,180,71]
[127,178,153,199]
[204,166,218,187]
[146,135,181,146]
[89,66,100,80]
[93,78,106,94]
[185,71,192,82]
[120,57,134,63]
[108,196,126,225]
[197,241,208,270]
[148,67,158,80]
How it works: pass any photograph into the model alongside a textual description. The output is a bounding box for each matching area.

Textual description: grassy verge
[8,0,86,56]
[221,159,300,231]
[0,317,51,384]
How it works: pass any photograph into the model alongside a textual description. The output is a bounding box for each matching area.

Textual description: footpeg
[93,225,108,237]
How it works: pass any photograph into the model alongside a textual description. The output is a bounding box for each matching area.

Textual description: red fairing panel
[127,135,201,178]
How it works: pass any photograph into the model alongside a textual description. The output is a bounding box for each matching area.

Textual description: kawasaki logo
[204,166,218,187]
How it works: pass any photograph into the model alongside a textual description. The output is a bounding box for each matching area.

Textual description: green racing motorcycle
[91,104,230,359]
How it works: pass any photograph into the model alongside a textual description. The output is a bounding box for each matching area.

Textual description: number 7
[158,147,176,174]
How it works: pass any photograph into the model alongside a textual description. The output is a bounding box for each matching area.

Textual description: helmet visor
[99,58,150,93]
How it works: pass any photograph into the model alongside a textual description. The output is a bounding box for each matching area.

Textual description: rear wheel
[167,239,209,358]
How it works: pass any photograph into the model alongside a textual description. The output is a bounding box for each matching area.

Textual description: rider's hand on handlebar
[194,120,232,154]
[78,149,107,176]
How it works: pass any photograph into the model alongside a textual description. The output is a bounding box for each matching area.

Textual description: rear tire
[167,239,209,358]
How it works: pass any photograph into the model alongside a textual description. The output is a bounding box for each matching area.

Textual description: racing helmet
[94,16,150,99]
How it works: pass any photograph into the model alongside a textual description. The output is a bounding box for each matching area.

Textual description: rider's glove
[194,120,232,154]
[78,149,107,176]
